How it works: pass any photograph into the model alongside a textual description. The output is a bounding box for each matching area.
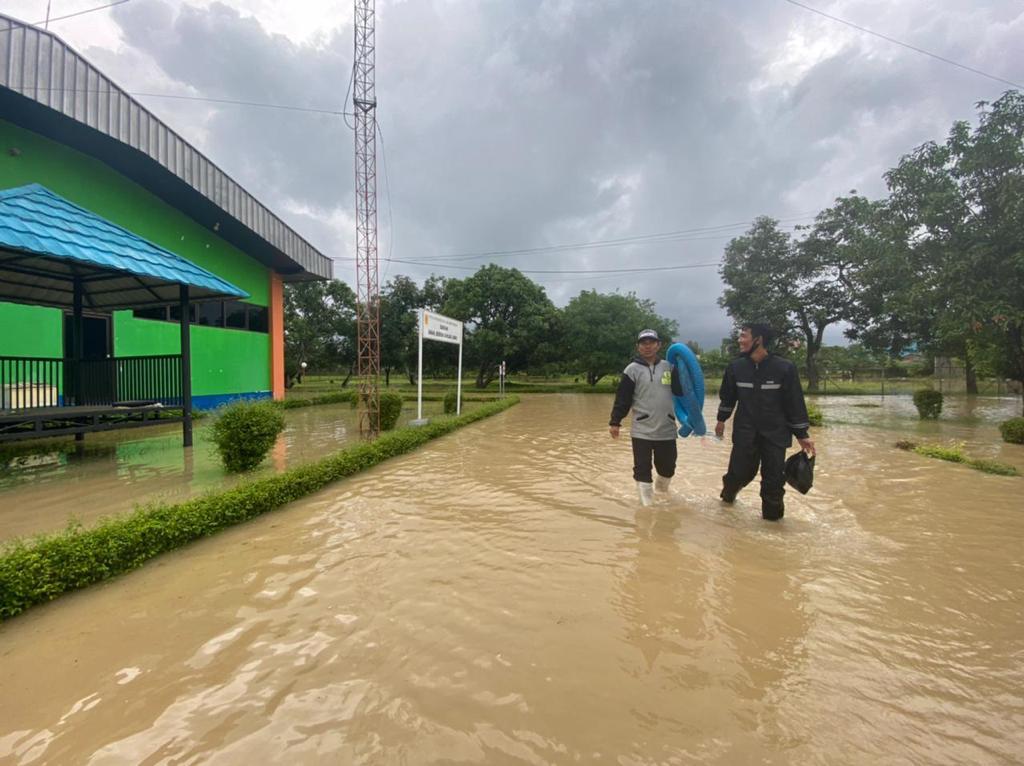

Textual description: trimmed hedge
[912,389,943,419]
[379,390,403,431]
[276,390,357,409]
[443,389,459,414]
[0,396,520,621]
[999,417,1024,444]
[895,439,1019,477]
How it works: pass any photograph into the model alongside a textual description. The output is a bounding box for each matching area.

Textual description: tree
[442,265,558,388]
[379,275,421,387]
[883,91,1024,405]
[561,290,678,385]
[719,216,854,391]
[283,280,356,386]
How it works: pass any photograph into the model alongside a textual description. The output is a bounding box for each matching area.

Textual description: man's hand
[609,425,620,439]
[798,437,815,456]
[714,421,725,439]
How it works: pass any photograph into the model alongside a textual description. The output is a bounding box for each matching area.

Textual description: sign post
[413,309,464,425]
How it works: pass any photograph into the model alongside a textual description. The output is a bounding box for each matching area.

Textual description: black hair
[741,322,774,349]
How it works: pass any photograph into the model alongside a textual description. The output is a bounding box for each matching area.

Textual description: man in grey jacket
[609,329,683,506]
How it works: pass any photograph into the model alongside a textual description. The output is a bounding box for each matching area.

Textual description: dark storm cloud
[103,0,1021,347]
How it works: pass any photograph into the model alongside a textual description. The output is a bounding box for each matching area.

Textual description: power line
[0,0,133,30]
[15,85,350,116]
[391,215,816,263]
[783,0,1024,90]
[131,90,348,116]
[331,217,812,266]
[377,257,720,275]
[377,119,395,283]
[42,0,132,25]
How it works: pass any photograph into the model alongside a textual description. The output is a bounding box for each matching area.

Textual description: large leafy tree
[719,216,854,391]
[379,275,421,387]
[561,290,678,385]
[883,91,1024,403]
[283,280,357,386]
[443,264,558,388]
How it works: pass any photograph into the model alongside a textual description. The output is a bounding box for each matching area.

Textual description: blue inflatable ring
[666,342,707,437]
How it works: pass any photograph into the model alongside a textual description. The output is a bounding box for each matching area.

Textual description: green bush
[379,390,403,430]
[912,389,943,419]
[346,390,403,430]
[443,389,459,414]
[894,439,1019,477]
[0,397,520,621]
[807,404,824,427]
[999,417,1024,444]
[211,399,286,473]
[277,390,356,410]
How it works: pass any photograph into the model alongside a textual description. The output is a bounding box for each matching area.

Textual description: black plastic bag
[785,451,815,494]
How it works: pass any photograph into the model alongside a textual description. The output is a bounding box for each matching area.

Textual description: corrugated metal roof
[0,13,332,281]
[0,183,248,310]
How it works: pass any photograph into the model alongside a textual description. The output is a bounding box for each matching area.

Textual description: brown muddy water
[0,399,459,543]
[1,395,1023,764]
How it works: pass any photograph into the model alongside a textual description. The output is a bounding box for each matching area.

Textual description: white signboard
[423,312,463,345]
[416,310,464,422]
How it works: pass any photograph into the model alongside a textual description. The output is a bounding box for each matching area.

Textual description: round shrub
[379,390,404,431]
[912,389,943,419]
[999,417,1024,444]
[443,389,459,414]
[211,399,286,473]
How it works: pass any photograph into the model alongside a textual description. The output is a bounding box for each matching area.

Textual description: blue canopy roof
[0,184,248,311]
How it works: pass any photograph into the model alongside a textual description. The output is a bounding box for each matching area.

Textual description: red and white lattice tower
[353,0,380,436]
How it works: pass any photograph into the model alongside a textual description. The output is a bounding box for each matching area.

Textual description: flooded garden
[1,394,1022,764]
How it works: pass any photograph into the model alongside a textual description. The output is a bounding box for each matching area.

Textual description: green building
[0,14,330,441]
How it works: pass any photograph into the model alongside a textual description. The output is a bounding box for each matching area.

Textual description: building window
[134,306,168,321]
[168,303,197,324]
[197,302,224,327]
[133,301,269,333]
[225,301,248,329]
[247,305,269,333]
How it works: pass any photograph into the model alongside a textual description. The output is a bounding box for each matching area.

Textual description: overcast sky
[7,0,1022,347]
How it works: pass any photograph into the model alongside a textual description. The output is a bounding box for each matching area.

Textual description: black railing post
[72,277,85,440]
[180,285,193,447]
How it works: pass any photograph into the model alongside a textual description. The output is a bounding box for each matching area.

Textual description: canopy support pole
[179,285,193,447]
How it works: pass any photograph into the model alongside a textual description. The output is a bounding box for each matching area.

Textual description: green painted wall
[1,304,63,357]
[0,119,270,396]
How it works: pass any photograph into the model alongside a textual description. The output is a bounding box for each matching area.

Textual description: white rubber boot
[654,474,672,494]
[637,481,654,506]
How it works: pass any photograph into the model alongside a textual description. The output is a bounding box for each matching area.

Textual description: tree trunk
[384,366,391,387]
[587,371,604,386]
[341,363,354,388]
[962,346,978,395]
[476,364,496,389]
[805,351,820,393]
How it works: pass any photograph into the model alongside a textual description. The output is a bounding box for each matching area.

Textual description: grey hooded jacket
[609,356,682,441]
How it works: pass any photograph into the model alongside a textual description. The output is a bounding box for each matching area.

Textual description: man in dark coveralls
[715,322,815,521]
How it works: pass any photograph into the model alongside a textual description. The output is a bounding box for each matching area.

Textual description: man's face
[638,338,660,361]
[738,328,755,354]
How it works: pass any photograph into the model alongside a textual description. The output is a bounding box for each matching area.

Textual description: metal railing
[0,355,182,411]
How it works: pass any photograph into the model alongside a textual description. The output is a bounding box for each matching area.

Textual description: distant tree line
[284,264,678,389]
[719,91,1024,406]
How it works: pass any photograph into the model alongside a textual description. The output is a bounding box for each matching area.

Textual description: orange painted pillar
[269,271,285,400]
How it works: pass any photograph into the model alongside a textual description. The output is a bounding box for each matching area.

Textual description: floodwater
[0,399,458,543]
[1,394,1022,764]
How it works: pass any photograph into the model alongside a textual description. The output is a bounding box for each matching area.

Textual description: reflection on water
[0,395,1022,764]
[0,399,456,543]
